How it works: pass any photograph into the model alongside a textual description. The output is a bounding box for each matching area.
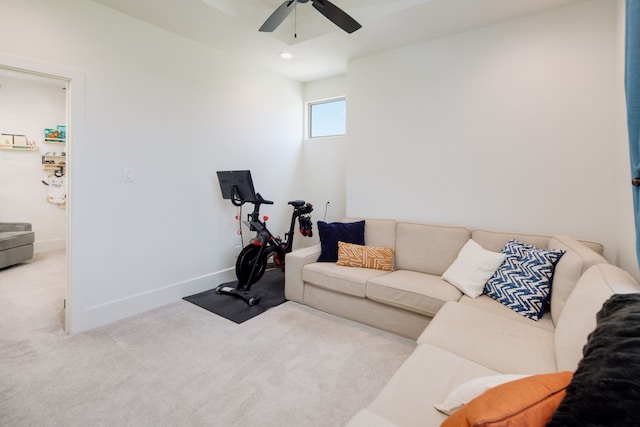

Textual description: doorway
[0,54,84,333]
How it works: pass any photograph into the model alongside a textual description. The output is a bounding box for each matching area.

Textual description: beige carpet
[0,250,415,426]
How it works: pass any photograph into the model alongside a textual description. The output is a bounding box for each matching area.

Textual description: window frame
[306,96,346,140]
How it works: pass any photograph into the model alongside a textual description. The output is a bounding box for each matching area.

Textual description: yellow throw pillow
[440,371,573,427]
[336,241,394,271]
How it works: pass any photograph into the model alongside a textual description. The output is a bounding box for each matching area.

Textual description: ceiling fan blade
[311,0,362,34]
[259,0,297,32]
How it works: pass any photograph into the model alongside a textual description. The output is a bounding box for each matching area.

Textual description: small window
[308,98,346,139]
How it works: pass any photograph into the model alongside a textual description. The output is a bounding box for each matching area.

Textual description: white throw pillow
[442,239,506,298]
[434,374,531,415]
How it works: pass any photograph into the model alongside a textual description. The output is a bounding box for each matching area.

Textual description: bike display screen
[217,170,258,203]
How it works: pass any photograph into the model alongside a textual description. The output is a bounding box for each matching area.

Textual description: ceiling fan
[259,0,362,34]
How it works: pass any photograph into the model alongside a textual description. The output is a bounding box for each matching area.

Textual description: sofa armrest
[285,244,321,302]
[0,223,32,232]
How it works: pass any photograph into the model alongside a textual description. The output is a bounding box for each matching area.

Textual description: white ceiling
[92,0,586,82]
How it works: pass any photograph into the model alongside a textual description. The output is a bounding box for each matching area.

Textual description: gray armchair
[0,223,34,269]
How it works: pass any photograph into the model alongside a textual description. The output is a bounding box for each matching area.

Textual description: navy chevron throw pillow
[484,240,565,320]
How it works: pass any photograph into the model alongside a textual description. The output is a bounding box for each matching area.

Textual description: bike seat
[288,200,306,208]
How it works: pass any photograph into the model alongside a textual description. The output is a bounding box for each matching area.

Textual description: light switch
[123,167,136,182]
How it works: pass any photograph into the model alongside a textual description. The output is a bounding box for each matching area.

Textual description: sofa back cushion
[343,218,397,249]
[364,219,397,249]
[471,229,551,253]
[395,222,471,275]
[554,264,640,372]
[546,235,607,325]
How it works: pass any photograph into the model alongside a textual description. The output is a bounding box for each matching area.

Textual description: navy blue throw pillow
[317,220,365,262]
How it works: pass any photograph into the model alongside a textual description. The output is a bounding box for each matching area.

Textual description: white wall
[302,75,348,243]
[347,0,637,274]
[0,0,304,332]
[2,0,636,333]
[0,73,67,252]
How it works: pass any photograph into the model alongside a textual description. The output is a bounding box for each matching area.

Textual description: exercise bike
[215,170,313,305]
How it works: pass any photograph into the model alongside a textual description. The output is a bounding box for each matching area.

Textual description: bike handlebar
[230,189,273,207]
[255,193,273,205]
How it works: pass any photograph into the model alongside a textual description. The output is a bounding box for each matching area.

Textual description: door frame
[0,53,85,333]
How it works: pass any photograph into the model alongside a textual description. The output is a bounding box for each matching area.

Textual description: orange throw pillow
[441,371,573,427]
[336,241,394,271]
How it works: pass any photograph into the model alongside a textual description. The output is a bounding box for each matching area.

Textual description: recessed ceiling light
[279,52,294,59]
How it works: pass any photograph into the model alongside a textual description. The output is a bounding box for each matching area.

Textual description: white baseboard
[34,238,66,253]
[69,268,237,334]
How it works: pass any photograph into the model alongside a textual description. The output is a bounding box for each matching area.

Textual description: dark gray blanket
[547,293,640,427]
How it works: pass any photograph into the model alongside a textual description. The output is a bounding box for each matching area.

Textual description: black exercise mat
[183,268,286,324]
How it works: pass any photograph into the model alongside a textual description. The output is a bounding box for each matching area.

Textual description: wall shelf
[1,133,37,151]
[0,145,37,151]
[42,150,66,171]
[41,127,67,173]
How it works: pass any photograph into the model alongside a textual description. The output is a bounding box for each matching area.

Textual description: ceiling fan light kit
[259,0,362,34]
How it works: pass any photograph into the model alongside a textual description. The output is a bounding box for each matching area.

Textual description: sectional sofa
[0,222,34,269]
[284,219,640,426]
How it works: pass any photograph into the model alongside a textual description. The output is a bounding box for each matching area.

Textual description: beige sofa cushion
[418,302,557,374]
[547,235,608,325]
[344,218,397,248]
[458,295,555,332]
[302,263,389,298]
[366,270,462,316]
[357,343,499,427]
[395,222,470,275]
[554,263,640,372]
[364,219,397,248]
[471,229,551,252]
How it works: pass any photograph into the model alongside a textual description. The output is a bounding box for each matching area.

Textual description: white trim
[75,269,237,333]
[34,238,66,253]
